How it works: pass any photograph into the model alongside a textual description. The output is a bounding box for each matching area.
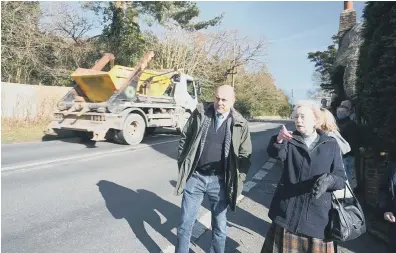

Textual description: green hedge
[356,2,396,155]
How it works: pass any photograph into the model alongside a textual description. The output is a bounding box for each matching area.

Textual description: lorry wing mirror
[197,82,202,96]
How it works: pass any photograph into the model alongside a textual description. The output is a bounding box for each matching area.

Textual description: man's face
[214,87,235,114]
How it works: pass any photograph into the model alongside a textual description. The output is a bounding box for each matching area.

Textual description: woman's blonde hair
[319,108,339,132]
[292,100,322,128]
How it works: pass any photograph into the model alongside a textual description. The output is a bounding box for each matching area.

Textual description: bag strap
[331,181,357,202]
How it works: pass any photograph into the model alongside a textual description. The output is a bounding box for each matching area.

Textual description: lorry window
[187,80,196,99]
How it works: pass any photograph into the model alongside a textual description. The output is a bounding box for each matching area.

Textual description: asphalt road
[1,120,294,253]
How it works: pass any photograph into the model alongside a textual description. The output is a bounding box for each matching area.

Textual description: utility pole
[291,89,294,104]
[232,40,236,87]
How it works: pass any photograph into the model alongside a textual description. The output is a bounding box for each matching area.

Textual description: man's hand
[277,125,293,143]
[384,212,396,223]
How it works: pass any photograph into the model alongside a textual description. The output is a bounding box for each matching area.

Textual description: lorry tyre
[118,113,146,145]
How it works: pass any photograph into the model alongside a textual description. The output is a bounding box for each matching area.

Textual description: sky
[40,1,366,103]
[193,1,366,103]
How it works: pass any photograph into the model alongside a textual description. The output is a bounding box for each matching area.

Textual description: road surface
[1,120,291,253]
[3,120,385,253]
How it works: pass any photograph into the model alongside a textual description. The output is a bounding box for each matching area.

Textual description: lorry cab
[172,73,200,113]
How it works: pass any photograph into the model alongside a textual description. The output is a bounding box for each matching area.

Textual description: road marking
[1,139,179,173]
[253,170,268,180]
[161,158,276,252]
[243,181,257,192]
[1,122,271,173]
[262,162,275,170]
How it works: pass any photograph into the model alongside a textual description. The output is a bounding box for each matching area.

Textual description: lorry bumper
[47,113,123,140]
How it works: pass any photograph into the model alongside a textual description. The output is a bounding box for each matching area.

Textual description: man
[330,95,342,117]
[321,98,328,109]
[174,85,252,253]
[336,104,360,189]
[340,99,357,122]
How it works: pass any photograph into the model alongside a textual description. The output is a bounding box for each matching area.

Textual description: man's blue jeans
[176,171,228,253]
[343,156,355,186]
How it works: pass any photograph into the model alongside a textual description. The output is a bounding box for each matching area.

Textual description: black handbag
[326,182,367,242]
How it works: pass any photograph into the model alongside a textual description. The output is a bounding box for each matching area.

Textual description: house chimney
[338,1,356,41]
[344,1,353,11]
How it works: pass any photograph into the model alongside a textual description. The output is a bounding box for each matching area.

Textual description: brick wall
[339,10,357,33]
[358,150,390,243]
[360,150,388,207]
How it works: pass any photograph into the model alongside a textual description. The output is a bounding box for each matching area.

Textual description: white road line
[161,246,175,253]
[267,158,277,163]
[253,170,268,180]
[1,139,179,172]
[262,162,275,170]
[1,122,271,173]
[243,181,258,192]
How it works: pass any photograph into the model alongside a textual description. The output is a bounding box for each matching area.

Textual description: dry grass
[1,86,65,144]
[1,118,51,144]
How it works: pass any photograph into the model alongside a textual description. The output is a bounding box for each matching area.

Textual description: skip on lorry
[46,51,202,145]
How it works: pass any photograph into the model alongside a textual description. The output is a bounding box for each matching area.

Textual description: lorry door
[173,75,198,112]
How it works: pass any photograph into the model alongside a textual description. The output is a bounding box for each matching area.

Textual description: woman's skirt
[261,223,335,253]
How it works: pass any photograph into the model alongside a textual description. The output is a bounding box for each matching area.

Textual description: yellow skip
[71,65,172,102]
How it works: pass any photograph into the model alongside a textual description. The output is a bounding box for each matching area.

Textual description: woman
[377,160,396,253]
[319,107,353,199]
[319,108,351,155]
[261,102,346,253]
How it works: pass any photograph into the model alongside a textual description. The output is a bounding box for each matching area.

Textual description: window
[187,80,196,99]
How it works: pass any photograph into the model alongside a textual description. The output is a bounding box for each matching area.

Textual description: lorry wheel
[118,113,146,145]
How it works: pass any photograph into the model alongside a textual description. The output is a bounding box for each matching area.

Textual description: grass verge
[1,118,51,144]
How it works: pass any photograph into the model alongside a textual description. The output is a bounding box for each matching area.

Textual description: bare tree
[40,2,99,44]
[148,27,267,88]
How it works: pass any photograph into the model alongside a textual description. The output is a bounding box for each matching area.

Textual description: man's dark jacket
[267,130,346,239]
[175,102,252,211]
[337,117,360,156]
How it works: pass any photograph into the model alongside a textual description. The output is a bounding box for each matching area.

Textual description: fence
[1,82,71,120]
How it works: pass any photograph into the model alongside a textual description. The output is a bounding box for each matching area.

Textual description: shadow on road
[96,121,295,252]
[97,180,240,252]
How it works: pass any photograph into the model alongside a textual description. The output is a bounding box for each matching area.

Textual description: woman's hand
[277,125,293,143]
[384,212,395,223]
[312,173,335,199]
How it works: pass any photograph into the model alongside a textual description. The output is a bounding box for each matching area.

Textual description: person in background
[319,108,355,200]
[340,100,357,122]
[175,85,252,253]
[377,160,396,253]
[330,95,342,117]
[336,105,360,190]
[319,108,351,155]
[261,102,346,253]
[321,98,329,109]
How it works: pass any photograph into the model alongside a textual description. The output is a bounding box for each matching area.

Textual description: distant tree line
[1,1,291,117]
